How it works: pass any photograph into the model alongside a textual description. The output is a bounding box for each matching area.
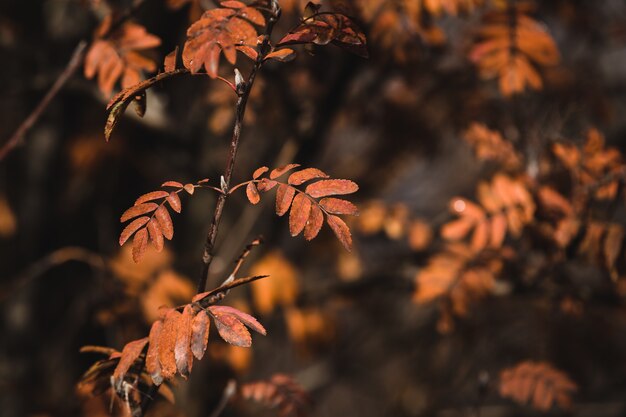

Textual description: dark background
[1,0,626,416]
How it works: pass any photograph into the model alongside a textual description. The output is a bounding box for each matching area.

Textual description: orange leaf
[132,228,149,262]
[184,184,195,194]
[253,166,269,179]
[191,311,210,360]
[305,179,358,198]
[499,361,577,411]
[159,309,181,380]
[209,309,252,347]
[304,204,324,240]
[326,214,352,251]
[120,216,150,246]
[209,305,266,335]
[154,206,174,240]
[319,197,358,215]
[289,194,312,237]
[288,168,329,185]
[275,184,295,216]
[175,305,194,378]
[111,337,148,390]
[265,48,296,62]
[166,192,182,213]
[120,202,158,222]
[135,191,169,205]
[146,320,163,385]
[164,48,178,72]
[246,182,261,204]
[257,178,277,192]
[147,218,165,252]
[162,180,183,188]
[441,218,474,241]
[270,164,301,179]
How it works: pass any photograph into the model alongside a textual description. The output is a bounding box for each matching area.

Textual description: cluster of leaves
[119,180,210,262]
[80,276,267,408]
[413,242,506,333]
[499,361,578,411]
[84,16,161,96]
[277,2,368,58]
[241,164,359,251]
[535,128,626,279]
[411,123,626,335]
[182,0,266,77]
[468,1,560,96]
[239,374,310,417]
[441,174,535,252]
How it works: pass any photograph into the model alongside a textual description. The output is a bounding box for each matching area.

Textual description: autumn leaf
[182,2,265,78]
[499,361,578,411]
[84,19,161,96]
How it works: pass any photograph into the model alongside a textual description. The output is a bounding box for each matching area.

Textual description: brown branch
[196,0,281,293]
[0,0,147,161]
[0,41,88,161]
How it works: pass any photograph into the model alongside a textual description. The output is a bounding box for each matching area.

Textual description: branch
[0,0,147,161]
[0,41,88,161]
[196,0,281,293]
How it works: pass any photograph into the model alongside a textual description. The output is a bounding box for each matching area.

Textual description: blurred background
[2,0,626,416]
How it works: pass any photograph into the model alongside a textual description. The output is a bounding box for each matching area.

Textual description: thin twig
[0,0,147,161]
[0,41,88,160]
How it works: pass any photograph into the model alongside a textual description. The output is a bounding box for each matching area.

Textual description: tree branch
[0,41,88,161]
[0,0,147,161]
[196,1,281,293]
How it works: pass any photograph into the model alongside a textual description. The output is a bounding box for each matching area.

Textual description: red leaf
[154,206,174,240]
[120,202,158,222]
[159,309,181,380]
[327,214,352,251]
[270,164,301,179]
[289,193,312,236]
[319,197,358,215]
[209,305,266,335]
[253,166,269,179]
[304,204,324,240]
[167,192,182,213]
[132,228,149,262]
[147,218,164,252]
[112,337,148,390]
[305,179,358,198]
[288,168,329,185]
[146,320,163,385]
[175,305,194,378]
[246,182,261,204]
[120,216,150,246]
[275,184,296,216]
[135,191,169,205]
[191,311,210,360]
